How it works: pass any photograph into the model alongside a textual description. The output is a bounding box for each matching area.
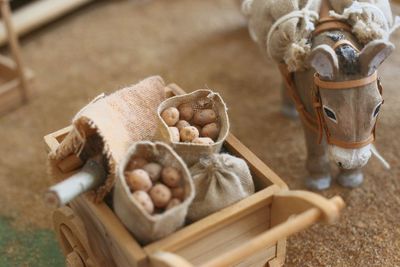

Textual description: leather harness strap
[312,20,352,36]
[314,71,377,89]
[332,39,360,52]
[278,0,384,149]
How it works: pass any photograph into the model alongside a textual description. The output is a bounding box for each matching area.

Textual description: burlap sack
[113,141,194,244]
[156,89,229,167]
[243,0,398,72]
[187,153,255,222]
[48,76,167,202]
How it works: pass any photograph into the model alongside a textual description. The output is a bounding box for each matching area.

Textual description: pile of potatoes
[125,157,186,215]
[161,101,220,145]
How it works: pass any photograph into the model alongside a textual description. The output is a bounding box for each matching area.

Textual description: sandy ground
[0,0,399,266]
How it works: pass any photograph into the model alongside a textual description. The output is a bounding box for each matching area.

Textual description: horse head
[309,38,394,170]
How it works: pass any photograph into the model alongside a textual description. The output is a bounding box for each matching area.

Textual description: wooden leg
[0,0,29,103]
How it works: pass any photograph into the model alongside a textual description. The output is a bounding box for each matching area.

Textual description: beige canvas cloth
[156,89,230,167]
[113,142,195,245]
[243,0,398,72]
[48,76,167,202]
[187,153,255,222]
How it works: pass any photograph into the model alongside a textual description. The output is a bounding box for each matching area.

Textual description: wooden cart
[44,85,344,267]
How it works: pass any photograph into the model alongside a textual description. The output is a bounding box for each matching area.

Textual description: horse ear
[359,40,395,76]
[309,45,339,80]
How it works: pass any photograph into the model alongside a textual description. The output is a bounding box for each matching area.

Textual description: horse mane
[326,32,360,75]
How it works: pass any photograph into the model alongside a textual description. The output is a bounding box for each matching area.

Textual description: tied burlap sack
[242,0,398,72]
[188,153,255,222]
[156,89,229,167]
[48,76,166,202]
[113,141,194,245]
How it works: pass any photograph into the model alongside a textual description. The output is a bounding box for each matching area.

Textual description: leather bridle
[278,3,384,149]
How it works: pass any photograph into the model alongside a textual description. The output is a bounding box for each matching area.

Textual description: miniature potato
[193,109,217,126]
[125,169,152,192]
[180,126,199,142]
[126,157,148,171]
[149,184,172,208]
[171,187,185,201]
[168,127,180,143]
[161,107,180,126]
[143,162,162,182]
[192,137,215,145]
[201,122,220,140]
[132,191,154,214]
[176,120,190,131]
[178,103,194,121]
[166,198,182,210]
[161,167,182,188]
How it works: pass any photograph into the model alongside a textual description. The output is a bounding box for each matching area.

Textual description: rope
[266,0,319,59]
[328,1,389,31]
[370,144,391,170]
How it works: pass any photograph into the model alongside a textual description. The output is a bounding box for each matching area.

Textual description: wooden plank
[0,0,95,46]
[224,134,288,190]
[200,197,344,267]
[174,206,271,265]
[144,185,280,254]
[44,126,72,152]
[70,193,148,267]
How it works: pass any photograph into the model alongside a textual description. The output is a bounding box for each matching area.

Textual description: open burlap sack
[156,89,229,166]
[48,76,166,202]
[113,141,194,245]
[242,0,398,72]
[187,153,255,222]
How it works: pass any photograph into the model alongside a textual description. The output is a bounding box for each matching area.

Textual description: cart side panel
[172,204,275,266]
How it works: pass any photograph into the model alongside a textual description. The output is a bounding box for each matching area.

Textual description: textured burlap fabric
[156,89,230,166]
[48,76,167,202]
[243,0,397,71]
[113,142,194,245]
[187,153,255,222]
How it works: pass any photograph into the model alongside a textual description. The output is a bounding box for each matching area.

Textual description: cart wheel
[53,206,94,267]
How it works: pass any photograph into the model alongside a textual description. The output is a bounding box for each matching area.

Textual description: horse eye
[323,106,337,123]
[373,102,382,118]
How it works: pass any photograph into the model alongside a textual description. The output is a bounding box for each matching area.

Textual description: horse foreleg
[336,168,363,188]
[280,81,298,119]
[303,126,331,190]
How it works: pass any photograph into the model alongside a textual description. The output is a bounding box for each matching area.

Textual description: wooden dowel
[57,154,84,173]
[201,197,343,267]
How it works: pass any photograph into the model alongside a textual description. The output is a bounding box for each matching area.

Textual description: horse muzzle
[329,144,372,169]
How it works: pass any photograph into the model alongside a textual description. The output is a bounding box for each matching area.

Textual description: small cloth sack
[156,89,230,166]
[113,141,195,245]
[188,153,255,222]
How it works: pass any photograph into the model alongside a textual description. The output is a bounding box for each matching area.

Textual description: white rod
[45,156,106,208]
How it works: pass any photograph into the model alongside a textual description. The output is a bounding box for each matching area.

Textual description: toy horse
[243,0,399,189]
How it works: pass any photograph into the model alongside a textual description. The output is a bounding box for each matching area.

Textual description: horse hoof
[337,172,364,188]
[305,176,331,190]
[281,104,298,119]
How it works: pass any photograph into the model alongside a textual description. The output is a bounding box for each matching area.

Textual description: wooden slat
[44,126,72,152]
[200,197,344,267]
[175,206,271,265]
[144,185,280,254]
[70,194,148,267]
[224,134,288,190]
[0,0,95,46]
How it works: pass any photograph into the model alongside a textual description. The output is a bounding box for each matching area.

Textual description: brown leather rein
[279,19,384,149]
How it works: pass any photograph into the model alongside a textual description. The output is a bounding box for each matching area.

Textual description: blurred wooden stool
[0,0,33,116]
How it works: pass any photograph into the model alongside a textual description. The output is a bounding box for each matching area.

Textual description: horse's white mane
[243,0,400,71]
